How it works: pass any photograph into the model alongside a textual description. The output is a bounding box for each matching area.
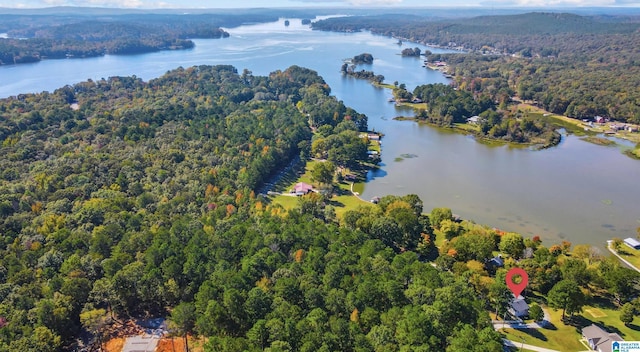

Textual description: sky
[1,0,638,9]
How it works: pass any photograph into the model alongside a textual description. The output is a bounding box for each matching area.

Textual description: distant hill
[444,12,639,35]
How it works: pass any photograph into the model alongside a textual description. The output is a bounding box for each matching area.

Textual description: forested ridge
[313,12,640,123]
[0,13,267,63]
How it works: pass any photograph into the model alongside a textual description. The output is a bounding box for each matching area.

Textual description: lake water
[1,18,639,250]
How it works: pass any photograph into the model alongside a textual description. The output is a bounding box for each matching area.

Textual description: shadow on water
[366,164,388,181]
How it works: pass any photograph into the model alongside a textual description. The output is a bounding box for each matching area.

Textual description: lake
[1,18,639,250]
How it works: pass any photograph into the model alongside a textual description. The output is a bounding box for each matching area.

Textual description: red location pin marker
[506,267,528,298]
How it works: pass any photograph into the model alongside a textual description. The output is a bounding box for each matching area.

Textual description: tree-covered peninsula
[313,12,640,124]
[0,13,264,64]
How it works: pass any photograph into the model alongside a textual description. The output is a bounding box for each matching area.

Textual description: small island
[341,53,384,84]
[350,52,374,64]
[401,47,422,57]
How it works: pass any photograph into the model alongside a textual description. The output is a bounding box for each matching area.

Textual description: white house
[624,237,640,250]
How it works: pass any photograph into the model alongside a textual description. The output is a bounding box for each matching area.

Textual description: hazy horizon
[2,0,638,10]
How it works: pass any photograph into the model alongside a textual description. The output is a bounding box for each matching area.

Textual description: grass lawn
[580,305,640,342]
[581,136,617,146]
[396,102,427,110]
[375,82,396,90]
[611,243,640,269]
[327,192,373,218]
[453,122,479,134]
[270,194,300,211]
[626,148,640,159]
[517,102,640,144]
[501,308,584,351]
[502,304,640,351]
[270,187,372,218]
[269,159,373,218]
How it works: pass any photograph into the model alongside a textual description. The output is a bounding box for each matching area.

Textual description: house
[485,255,504,272]
[467,116,481,124]
[367,133,381,141]
[627,125,639,132]
[509,297,529,318]
[624,237,640,250]
[344,174,357,181]
[370,196,381,204]
[412,97,423,104]
[595,116,607,124]
[582,324,623,352]
[610,124,624,131]
[291,182,313,196]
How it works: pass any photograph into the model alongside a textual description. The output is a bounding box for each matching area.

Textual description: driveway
[122,335,160,352]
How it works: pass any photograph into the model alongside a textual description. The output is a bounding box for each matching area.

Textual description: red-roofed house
[292,182,313,196]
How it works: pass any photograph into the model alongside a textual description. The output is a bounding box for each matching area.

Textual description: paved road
[503,339,561,352]
[607,240,640,273]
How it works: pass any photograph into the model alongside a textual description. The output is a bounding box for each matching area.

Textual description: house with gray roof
[582,324,623,352]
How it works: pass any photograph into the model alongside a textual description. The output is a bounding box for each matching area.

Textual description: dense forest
[0,64,366,351]
[313,12,640,124]
[0,62,638,351]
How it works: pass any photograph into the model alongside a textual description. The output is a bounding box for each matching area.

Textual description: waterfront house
[467,116,481,124]
[610,124,624,131]
[582,324,623,352]
[624,237,640,250]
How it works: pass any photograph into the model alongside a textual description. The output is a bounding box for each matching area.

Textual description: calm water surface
[1,18,639,249]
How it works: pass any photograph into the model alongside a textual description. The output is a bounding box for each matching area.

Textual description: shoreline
[607,240,640,273]
[392,116,559,150]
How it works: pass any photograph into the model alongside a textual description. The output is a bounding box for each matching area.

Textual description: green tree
[440,219,462,240]
[561,258,589,286]
[489,273,512,319]
[311,161,336,186]
[547,279,585,320]
[446,325,503,352]
[620,302,635,326]
[170,302,197,352]
[499,233,525,259]
[605,265,640,304]
[528,303,544,322]
[80,308,109,352]
[429,207,452,230]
